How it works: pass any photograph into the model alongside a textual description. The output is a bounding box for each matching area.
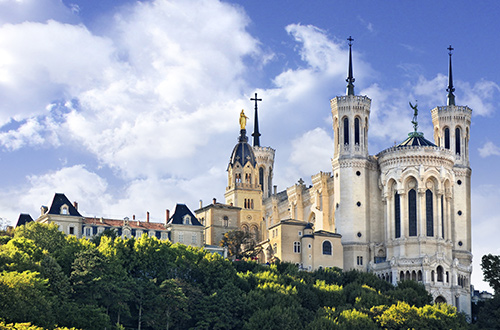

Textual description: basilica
[25,40,472,315]
[197,41,472,314]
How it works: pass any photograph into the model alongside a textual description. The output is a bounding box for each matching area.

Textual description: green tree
[481,254,500,294]
[0,271,54,328]
[220,230,256,259]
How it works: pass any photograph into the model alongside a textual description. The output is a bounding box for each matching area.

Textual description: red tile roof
[83,217,167,231]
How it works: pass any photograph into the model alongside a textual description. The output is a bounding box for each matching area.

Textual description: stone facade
[214,46,472,315]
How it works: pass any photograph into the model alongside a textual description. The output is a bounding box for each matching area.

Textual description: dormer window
[60,205,69,215]
[183,215,191,225]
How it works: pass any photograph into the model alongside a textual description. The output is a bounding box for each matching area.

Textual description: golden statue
[239,109,249,130]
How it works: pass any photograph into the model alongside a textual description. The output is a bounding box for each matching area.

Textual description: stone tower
[430,47,472,312]
[225,110,264,241]
[330,37,378,271]
[250,93,275,200]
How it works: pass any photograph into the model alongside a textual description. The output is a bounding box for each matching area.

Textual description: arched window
[400,271,405,281]
[431,270,435,282]
[395,192,401,238]
[426,189,434,237]
[441,195,445,238]
[412,271,417,281]
[408,189,417,236]
[418,270,422,282]
[259,167,264,192]
[455,127,461,155]
[223,216,229,228]
[437,266,444,282]
[444,127,450,149]
[268,169,273,196]
[343,117,349,145]
[322,241,332,255]
[354,117,360,145]
[446,271,449,283]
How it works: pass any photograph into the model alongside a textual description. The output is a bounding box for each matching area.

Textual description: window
[395,192,401,238]
[343,117,349,144]
[441,195,445,238]
[455,127,461,155]
[444,127,450,149]
[298,231,302,237]
[322,241,332,255]
[148,231,154,237]
[178,232,184,243]
[273,243,277,254]
[161,232,168,240]
[357,256,363,265]
[183,215,191,225]
[437,266,444,282]
[61,205,69,215]
[259,167,264,192]
[223,216,229,227]
[98,227,104,234]
[293,241,301,254]
[426,189,434,237]
[85,227,91,237]
[354,117,360,145]
[69,227,75,235]
[192,234,197,244]
[408,189,417,237]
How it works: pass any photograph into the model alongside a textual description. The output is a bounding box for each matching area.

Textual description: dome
[396,132,436,148]
[229,129,257,167]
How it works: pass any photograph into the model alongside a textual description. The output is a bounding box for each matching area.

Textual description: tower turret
[331,37,378,271]
[225,110,263,241]
[430,46,472,314]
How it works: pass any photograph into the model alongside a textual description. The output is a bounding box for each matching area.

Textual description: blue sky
[0,0,499,292]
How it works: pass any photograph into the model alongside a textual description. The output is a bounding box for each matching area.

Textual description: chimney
[213,198,216,205]
[146,211,150,223]
[133,214,135,220]
[199,200,203,209]
[273,185,277,195]
[166,209,170,224]
[230,202,233,206]
[73,201,78,211]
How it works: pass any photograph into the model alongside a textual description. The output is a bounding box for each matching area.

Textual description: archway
[435,296,446,304]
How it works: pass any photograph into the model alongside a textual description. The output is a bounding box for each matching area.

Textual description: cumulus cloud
[479,141,500,157]
[289,128,333,176]
[471,184,500,292]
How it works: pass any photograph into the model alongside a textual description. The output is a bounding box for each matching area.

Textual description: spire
[346,36,355,96]
[447,45,456,106]
[250,93,262,147]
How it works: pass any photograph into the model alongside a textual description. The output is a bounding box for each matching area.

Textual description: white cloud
[459,80,500,116]
[471,184,500,292]
[0,165,111,224]
[289,128,333,176]
[478,141,500,157]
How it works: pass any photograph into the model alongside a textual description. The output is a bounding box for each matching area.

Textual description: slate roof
[47,193,82,216]
[396,132,437,148]
[16,213,34,227]
[83,217,167,231]
[167,204,203,226]
[229,129,257,167]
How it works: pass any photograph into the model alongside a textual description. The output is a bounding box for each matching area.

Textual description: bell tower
[225,110,263,241]
[331,37,376,271]
[431,46,472,263]
[250,93,275,199]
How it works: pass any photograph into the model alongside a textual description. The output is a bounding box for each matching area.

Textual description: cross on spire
[250,92,262,147]
[346,36,355,96]
[447,45,456,106]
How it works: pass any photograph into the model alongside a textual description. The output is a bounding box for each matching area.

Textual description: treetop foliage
[0,223,472,329]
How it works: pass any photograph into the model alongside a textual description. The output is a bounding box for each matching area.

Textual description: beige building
[268,220,342,271]
[204,41,472,315]
[35,193,204,247]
